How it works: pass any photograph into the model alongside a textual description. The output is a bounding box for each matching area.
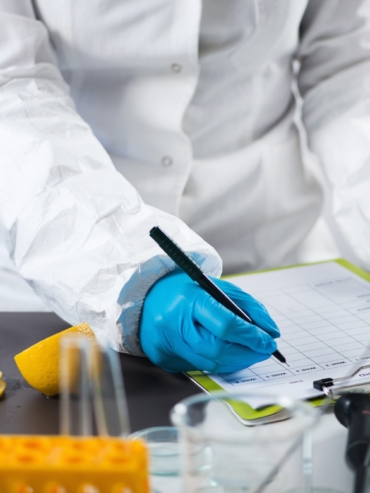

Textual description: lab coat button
[171,63,182,73]
[161,156,173,167]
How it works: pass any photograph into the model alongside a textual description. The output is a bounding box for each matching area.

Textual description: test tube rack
[0,435,149,493]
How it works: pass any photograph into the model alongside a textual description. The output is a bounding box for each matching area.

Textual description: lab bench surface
[0,312,201,434]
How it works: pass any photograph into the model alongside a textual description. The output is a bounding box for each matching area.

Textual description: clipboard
[313,364,370,400]
[185,258,370,423]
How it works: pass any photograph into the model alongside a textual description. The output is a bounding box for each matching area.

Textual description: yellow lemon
[0,371,6,397]
[14,323,95,397]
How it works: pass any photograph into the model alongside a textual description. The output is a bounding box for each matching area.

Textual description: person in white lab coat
[0,1,369,372]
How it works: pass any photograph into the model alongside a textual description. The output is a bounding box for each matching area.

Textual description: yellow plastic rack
[0,435,149,493]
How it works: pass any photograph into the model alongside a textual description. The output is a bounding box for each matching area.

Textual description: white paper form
[209,262,370,401]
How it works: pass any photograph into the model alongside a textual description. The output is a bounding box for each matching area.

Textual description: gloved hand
[139,271,280,373]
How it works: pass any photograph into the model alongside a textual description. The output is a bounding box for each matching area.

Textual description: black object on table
[0,312,201,435]
[335,393,370,493]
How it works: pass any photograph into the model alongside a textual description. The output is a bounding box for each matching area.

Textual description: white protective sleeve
[298,0,370,270]
[0,2,222,354]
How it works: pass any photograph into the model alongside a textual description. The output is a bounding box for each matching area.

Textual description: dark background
[0,312,200,434]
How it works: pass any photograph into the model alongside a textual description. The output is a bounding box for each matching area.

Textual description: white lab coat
[0,0,369,354]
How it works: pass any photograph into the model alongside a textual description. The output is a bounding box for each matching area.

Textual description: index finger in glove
[193,290,277,354]
[211,277,280,338]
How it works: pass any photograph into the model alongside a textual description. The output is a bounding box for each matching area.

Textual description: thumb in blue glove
[139,271,280,373]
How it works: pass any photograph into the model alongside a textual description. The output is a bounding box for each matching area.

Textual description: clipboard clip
[313,364,370,399]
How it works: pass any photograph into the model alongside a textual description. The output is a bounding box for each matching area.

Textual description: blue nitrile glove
[139,271,280,373]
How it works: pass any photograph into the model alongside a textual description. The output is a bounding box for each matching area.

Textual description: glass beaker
[170,391,319,493]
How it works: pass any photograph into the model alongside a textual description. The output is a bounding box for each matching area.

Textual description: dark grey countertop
[0,312,200,434]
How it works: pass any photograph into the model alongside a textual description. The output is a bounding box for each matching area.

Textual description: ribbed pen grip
[150,227,203,281]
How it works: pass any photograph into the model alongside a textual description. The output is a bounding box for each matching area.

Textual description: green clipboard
[186,259,370,423]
